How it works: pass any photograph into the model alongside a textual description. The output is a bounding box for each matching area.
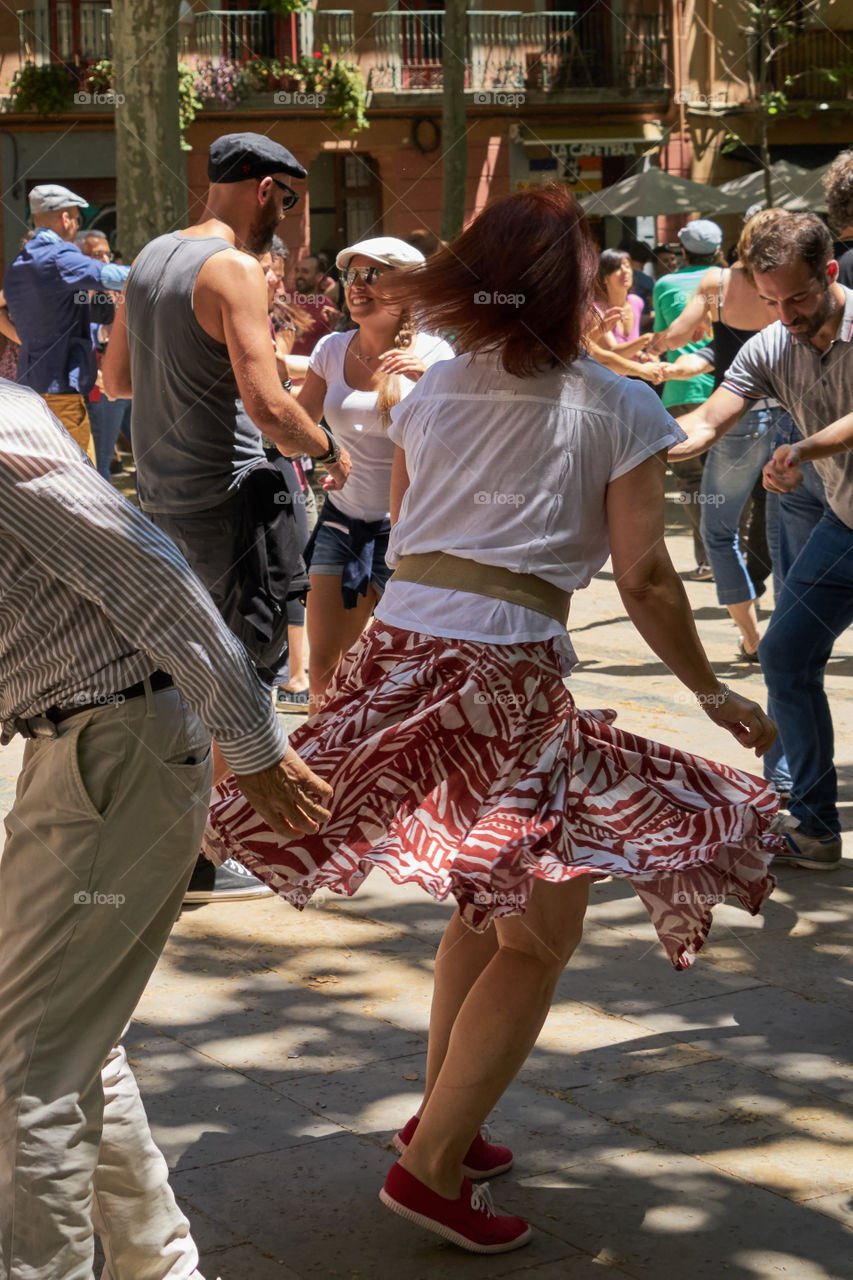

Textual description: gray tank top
[125,233,265,514]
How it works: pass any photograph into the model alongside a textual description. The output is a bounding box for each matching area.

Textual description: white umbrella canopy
[716,159,829,211]
[577,167,745,217]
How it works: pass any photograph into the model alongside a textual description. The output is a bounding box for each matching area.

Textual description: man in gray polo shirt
[671,211,851,871]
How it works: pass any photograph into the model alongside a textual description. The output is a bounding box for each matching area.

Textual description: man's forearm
[795,411,853,462]
[249,390,329,457]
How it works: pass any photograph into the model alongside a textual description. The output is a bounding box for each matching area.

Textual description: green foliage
[177,64,204,151]
[9,62,76,115]
[324,58,369,133]
[256,0,313,12]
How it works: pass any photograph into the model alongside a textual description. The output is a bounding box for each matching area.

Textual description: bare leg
[399,876,590,1198]
[728,599,761,654]
[417,913,499,1115]
[306,575,377,715]
[280,623,309,694]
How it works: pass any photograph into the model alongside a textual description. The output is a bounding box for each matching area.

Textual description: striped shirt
[723,285,853,530]
[0,379,287,774]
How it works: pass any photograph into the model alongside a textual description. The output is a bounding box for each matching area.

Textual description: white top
[375,350,684,660]
[308,329,455,521]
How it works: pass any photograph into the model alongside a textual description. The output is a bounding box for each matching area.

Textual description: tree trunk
[757,18,773,207]
[441,0,467,242]
[112,0,188,259]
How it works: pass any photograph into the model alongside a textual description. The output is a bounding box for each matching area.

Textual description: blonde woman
[297,237,454,712]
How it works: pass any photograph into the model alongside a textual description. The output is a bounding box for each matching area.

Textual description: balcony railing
[770,27,853,100]
[369,9,670,93]
[16,5,670,96]
[18,3,111,64]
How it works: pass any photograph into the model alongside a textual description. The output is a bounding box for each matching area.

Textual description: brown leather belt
[392,553,571,624]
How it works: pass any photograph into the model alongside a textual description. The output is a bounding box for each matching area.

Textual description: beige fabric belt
[392,552,571,624]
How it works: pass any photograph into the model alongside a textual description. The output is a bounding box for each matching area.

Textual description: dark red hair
[382,185,597,377]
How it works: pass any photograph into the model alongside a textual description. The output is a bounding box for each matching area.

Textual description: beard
[245,197,281,256]
[801,280,840,341]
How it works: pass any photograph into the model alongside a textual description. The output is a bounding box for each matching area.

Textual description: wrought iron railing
[770,27,853,100]
[18,3,111,64]
[15,5,671,95]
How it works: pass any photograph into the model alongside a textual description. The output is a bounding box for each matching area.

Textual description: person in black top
[823,148,853,287]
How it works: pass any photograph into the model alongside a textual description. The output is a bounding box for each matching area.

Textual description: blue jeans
[759,509,853,838]
[88,396,131,481]
[764,414,827,599]
[700,406,779,605]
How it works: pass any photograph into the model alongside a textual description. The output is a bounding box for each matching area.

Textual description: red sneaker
[379,1162,531,1254]
[393,1116,513,1179]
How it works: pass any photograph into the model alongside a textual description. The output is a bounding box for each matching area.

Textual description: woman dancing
[205,188,779,1255]
[296,237,453,712]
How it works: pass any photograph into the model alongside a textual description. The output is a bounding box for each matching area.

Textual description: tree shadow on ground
[130,864,853,1280]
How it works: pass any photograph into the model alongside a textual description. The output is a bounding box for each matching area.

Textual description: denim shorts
[309,518,393,596]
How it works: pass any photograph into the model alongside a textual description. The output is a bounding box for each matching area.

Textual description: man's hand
[233,746,333,836]
[322,448,352,491]
[763,444,804,494]
[701,688,777,758]
[635,361,668,385]
[668,424,717,461]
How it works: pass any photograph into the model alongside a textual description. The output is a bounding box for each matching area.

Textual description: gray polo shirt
[723,285,853,529]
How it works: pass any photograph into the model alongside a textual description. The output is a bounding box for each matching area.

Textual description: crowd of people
[0,130,851,1273]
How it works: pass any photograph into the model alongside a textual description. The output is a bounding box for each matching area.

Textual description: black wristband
[315,424,341,466]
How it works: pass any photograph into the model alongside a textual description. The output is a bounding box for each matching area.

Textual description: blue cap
[678,220,723,254]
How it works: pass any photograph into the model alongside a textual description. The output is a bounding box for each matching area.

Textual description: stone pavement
[2,508,852,1280]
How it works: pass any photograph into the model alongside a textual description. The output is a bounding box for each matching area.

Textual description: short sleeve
[418,334,455,366]
[388,362,434,447]
[307,330,339,380]
[607,381,687,481]
[722,329,777,401]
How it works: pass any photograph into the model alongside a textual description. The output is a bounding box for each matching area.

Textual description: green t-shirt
[653,266,714,409]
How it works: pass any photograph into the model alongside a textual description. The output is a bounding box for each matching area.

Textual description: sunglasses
[270,177,299,211]
[340,265,387,287]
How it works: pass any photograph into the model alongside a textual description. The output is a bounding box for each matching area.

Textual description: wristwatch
[315,424,341,467]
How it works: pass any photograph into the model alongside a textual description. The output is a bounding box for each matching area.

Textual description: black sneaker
[183,856,273,903]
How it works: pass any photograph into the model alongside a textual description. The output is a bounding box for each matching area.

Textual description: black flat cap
[208,132,307,184]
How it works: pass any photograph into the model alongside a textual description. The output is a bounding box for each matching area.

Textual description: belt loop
[142,674,155,717]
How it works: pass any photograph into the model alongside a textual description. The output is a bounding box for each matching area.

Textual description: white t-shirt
[375,349,685,655]
[308,329,455,521]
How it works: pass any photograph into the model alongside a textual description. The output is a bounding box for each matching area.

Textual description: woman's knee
[494,879,589,974]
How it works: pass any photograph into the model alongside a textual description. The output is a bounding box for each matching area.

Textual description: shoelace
[478,1122,493,1143]
[769,812,800,835]
[470,1182,496,1218]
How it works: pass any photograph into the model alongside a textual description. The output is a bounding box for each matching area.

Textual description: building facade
[0,1,676,267]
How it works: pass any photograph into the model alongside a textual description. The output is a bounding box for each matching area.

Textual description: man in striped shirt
[0,379,332,1278]
[670,213,852,874]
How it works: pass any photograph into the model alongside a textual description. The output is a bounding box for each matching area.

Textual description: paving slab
[619,986,853,1104]
[515,1149,853,1280]
[172,1132,586,1279]
[280,1059,656,1181]
[4,519,853,1278]
[123,1030,341,1169]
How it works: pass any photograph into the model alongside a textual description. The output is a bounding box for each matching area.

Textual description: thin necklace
[353,333,385,366]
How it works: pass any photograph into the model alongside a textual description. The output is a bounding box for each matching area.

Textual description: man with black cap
[104,131,351,902]
[3,183,130,460]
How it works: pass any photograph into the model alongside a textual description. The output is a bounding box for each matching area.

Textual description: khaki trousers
[42,392,97,464]
[0,686,213,1279]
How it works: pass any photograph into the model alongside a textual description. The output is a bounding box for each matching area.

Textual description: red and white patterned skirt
[204,623,781,970]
